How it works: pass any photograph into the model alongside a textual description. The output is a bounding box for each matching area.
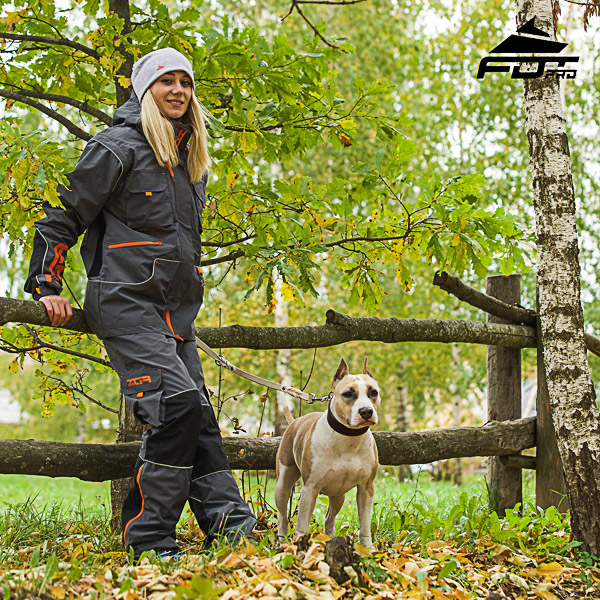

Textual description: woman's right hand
[40,295,73,327]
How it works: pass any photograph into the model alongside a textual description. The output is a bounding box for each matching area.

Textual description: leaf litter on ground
[1,496,600,600]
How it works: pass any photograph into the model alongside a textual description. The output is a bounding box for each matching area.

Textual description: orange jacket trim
[166,310,184,341]
[48,243,68,283]
[107,241,164,249]
[175,129,186,148]
[123,463,146,549]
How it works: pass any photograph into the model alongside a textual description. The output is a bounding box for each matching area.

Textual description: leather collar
[327,401,370,437]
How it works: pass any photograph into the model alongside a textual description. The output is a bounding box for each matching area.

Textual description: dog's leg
[356,482,375,549]
[275,463,300,540]
[324,495,345,538]
[295,485,319,539]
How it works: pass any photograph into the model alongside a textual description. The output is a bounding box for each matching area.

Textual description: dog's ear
[363,357,374,378]
[333,359,349,386]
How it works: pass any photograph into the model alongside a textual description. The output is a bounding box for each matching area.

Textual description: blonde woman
[25,48,256,559]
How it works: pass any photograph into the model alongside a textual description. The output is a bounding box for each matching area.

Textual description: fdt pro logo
[477,17,578,80]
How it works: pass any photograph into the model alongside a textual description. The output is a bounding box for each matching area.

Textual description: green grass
[0,474,110,512]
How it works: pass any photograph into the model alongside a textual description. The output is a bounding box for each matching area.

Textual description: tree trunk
[108,0,134,108]
[273,273,294,436]
[450,344,463,487]
[396,360,412,482]
[110,393,145,530]
[516,1,600,553]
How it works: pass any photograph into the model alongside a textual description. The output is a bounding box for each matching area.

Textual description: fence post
[535,288,570,512]
[486,274,522,516]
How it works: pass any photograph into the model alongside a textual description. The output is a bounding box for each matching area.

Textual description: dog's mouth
[348,417,377,427]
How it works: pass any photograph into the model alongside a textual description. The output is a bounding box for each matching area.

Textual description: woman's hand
[40,295,73,327]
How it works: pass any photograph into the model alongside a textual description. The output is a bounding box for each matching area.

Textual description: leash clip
[307,390,333,405]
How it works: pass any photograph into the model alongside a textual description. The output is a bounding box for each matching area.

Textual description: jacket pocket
[124,170,173,227]
[121,369,163,428]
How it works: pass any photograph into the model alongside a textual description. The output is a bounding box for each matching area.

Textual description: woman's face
[150,70,193,119]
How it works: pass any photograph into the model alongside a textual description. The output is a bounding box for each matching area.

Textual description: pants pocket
[121,369,164,428]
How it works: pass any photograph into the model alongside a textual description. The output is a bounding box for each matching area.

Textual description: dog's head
[331,358,380,428]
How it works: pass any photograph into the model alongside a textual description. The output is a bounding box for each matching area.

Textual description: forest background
[0,0,599,456]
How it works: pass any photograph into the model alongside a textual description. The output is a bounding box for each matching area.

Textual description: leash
[195,336,332,405]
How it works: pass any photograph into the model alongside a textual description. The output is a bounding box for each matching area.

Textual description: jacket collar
[327,401,370,437]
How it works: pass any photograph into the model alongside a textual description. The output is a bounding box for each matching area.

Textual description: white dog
[275,358,380,548]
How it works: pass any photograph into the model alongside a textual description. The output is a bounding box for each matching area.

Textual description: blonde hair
[140,92,211,183]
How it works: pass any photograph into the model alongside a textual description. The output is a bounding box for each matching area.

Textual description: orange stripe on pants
[123,463,146,549]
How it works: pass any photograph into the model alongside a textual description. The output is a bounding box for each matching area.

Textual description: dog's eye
[369,389,379,398]
[342,391,353,399]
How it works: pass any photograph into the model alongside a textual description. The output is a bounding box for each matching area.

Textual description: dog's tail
[283,406,294,424]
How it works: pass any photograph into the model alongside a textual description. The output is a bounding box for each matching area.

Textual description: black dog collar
[327,402,370,437]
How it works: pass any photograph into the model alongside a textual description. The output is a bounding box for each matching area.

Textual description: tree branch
[21,325,111,367]
[0,297,538,350]
[201,250,246,266]
[0,417,536,479]
[433,271,537,326]
[0,91,91,141]
[282,0,343,49]
[433,271,600,358]
[0,32,102,60]
[1,88,112,125]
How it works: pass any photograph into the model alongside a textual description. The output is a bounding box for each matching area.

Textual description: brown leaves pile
[2,529,600,600]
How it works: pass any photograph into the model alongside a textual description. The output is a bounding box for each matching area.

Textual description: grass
[0,474,110,512]
[2,468,598,600]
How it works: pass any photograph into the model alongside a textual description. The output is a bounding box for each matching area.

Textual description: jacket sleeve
[24,140,125,300]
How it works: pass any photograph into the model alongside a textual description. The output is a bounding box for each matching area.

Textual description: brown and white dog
[275,358,380,549]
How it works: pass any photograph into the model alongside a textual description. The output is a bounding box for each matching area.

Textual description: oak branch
[0,417,535,480]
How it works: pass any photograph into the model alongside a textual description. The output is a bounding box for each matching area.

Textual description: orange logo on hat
[157,65,165,71]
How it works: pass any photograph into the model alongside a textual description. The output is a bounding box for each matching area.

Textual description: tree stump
[324,537,364,585]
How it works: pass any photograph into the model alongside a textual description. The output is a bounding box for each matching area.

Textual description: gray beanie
[131,47,195,101]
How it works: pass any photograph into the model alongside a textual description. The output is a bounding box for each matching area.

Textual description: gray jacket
[25,93,206,340]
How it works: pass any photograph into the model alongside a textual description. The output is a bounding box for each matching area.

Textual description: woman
[25,48,256,558]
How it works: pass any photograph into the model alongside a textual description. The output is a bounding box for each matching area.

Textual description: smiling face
[149,70,193,119]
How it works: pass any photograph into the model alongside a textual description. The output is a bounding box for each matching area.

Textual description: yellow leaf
[534,562,564,579]
[226,171,238,189]
[47,587,66,600]
[99,56,113,71]
[117,76,131,88]
[8,358,20,373]
[0,9,27,30]
[314,213,326,228]
[279,282,295,302]
[451,233,460,247]
[354,543,372,557]
[534,587,559,600]
[240,131,257,153]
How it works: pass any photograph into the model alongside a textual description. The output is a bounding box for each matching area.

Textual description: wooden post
[535,288,570,512]
[486,274,522,516]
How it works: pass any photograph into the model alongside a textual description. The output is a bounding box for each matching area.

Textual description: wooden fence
[0,272,587,516]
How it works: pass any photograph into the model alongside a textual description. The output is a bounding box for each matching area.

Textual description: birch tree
[516,0,600,553]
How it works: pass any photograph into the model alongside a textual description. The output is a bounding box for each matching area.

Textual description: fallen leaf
[534,562,564,579]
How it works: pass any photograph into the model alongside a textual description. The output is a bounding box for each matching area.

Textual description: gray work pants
[104,333,256,555]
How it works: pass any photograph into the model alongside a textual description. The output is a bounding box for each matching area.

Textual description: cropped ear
[363,357,374,378]
[333,359,349,386]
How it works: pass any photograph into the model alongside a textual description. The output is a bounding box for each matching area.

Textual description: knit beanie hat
[131,47,195,101]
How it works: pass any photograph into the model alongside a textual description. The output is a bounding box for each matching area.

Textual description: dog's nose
[358,407,373,421]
